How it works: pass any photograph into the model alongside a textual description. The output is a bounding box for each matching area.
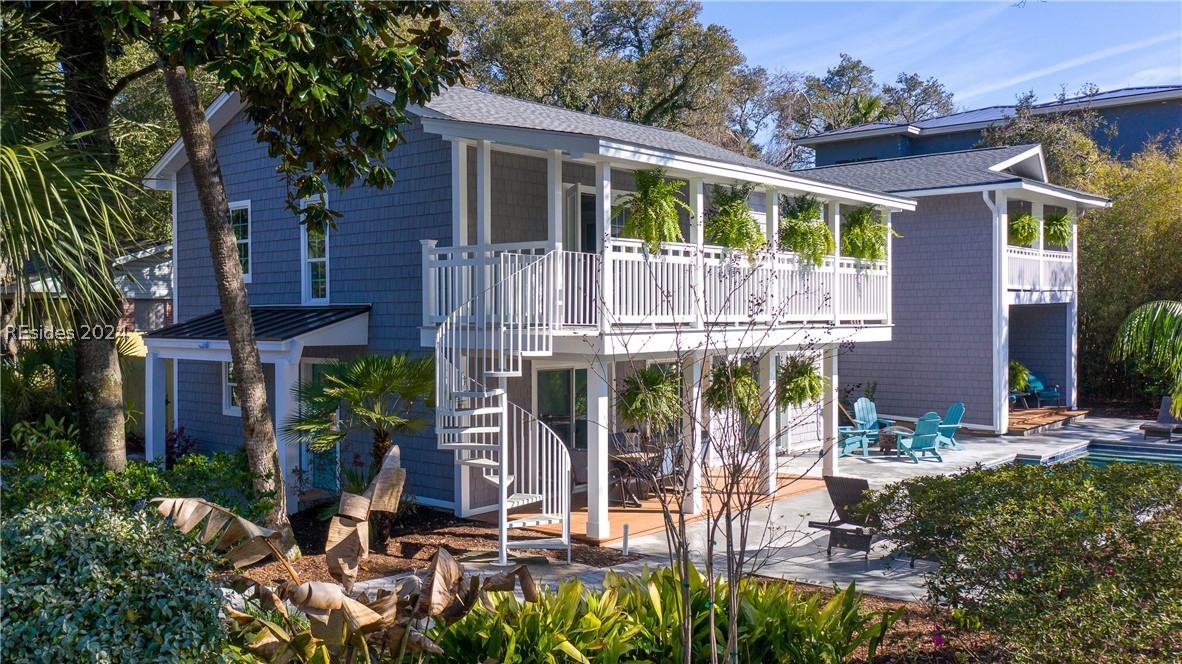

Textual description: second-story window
[301,193,330,304]
[229,201,251,282]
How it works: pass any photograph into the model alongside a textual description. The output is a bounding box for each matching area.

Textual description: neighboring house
[141,86,915,558]
[796,86,1182,165]
[796,145,1109,434]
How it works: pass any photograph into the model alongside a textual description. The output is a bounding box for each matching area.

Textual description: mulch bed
[244,504,643,586]
[1078,398,1158,420]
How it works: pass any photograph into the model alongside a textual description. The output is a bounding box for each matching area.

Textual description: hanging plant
[705,182,766,256]
[1043,211,1074,247]
[614,168,690,252]
[616,364,682,442]
[1009,360,1030,392]
[841,205,896,261]
[1008,212,1039,247]
[778,194,834,268]
[776,354,824,409]
[703,360,762,421]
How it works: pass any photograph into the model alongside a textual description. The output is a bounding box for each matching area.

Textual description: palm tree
[1,27,134,470]
[1113,300,1182,416]
[285,353,435,469]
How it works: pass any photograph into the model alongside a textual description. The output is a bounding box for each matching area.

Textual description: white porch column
[596,162,613,334]
[274,359,301,513]
[992,192,1011,434]
[1032,201,1044,289]
[450,140,469,245]
[547,149,563,251]
[586,359,612,539]
[475,140,492,246]
[882,207,894,326]
[680,351,704,514]
[1066,203,1079,408]
[821,347,839,477]
[828,201,842,324]
[689,178,705,328]
[758,351,778,495]
[764,186,779,244]
[144,351,168,462]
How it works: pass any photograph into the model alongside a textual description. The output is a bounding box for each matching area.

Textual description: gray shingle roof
[148,305,370,341]
[423,85,782,173]
[793,145,1037,192]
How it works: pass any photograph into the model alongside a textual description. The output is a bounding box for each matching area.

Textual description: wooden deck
[1007,406,1089,435]
[476,473,825,546]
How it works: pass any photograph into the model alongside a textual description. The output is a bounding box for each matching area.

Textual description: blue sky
[698,1,1182,110]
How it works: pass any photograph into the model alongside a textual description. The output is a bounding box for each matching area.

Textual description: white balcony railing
[1006,246,1074,291]
[423,239,890,331]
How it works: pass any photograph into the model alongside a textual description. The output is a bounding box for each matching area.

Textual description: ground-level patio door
[298,359,339,493]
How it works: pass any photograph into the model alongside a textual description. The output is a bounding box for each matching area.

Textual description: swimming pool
[1016,440,1182,468]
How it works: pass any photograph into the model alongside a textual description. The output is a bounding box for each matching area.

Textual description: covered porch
[142,305,370,512]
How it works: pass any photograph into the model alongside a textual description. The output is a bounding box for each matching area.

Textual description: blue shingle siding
[840,193,996,428]
[1009,304,1068,401]
[173,111,458,504]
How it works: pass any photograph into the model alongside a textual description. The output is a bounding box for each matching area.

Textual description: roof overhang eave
[793,123,918,146]
[143,92,245,189]
[895,180,1109,207]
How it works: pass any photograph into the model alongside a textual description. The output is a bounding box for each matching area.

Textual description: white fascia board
[144,92,245,189]
[597,141,916,211]
[896,180,1108,207]
[143,337,297,363]
[419,117,600,156]
[988,145,1047,181]
[1018,181,1110,208]
[112,244,171,267]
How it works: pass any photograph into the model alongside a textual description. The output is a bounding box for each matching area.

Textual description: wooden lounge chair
[937,402,966,450]
[1141,397,1182,442]
[896,412,942,463]
[807,475,878,564]
[1026,373,1061,408]
[852,397,894,444]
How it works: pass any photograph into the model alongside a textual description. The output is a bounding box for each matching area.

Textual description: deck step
[506,514,562,528]
[484,370,520,378]
[481,473,514,488]
[453,389,505,399]
[438,406,503,417]
[458,457,499,469]
[507,536,568,550]
[438,442,500,452]
[438,426,500,436]
[505,492,543,508]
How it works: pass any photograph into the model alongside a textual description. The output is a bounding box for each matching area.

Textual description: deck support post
[144,351,168,462]
[450,140,469,246]
[547,149,563,252]
[586,359,612,539]
[1032,201,1044,289]
[1066,203,1078,408]
[596,162,613,334]
[681,351,704,514]
[758,350,778,495]
[689,178,705,329]
[821,347,839,477]
[989,190,1011,434]
[882,207,893,327]
[765,186,780,317]
[828,201,842,325]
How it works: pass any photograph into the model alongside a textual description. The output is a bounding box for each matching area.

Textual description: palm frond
[1113,300,1182,415]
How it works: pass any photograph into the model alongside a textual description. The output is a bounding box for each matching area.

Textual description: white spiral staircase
[434,250,572,564]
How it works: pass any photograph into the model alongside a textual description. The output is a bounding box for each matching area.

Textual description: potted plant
[616,364,682,448]
[703,360,762,421]
[776,354,825,409]
[1043,211,1073,247]
[705,182,766,256]
[614,167,690,252]
[841,205,895,261]
[778,194,834,268]
[1008,212,1039,246]
[1009,360,1031,392]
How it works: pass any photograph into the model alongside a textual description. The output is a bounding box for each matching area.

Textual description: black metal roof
[147,305,370,341]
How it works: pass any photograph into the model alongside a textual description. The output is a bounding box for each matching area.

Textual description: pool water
[1018,441,1182,468]
[1078,450,1182,468]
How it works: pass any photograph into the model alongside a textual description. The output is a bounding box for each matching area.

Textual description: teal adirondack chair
[937,402,966,450]
[896,412,942,463]
[837,426,872,458]
[852,397,894,444]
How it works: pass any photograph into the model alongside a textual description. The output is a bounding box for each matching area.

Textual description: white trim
[170,176,179,320]
[229,200,252,283]
[985,190,1010,434]
[145,311,369,361]
[144,92,246,187]
[300,193,330,305]
[221,361,241,417]
[987,145,1047,181]
[896,180,1109,207]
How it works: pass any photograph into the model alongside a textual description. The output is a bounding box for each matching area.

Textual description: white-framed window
[300,193,330,304]
[222,361,241,416]
[229,201,252,283]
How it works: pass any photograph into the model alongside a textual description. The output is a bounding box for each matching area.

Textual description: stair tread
[482,473,514,487]
[458,457,499,468]
[438,406,503,417]
[505,492,543,506]
[484,371,519,378]
[507,514,563,527]
[438,442,500,450]
[438,426,501,435]
[507,536,568,549]
[453,389,505,399]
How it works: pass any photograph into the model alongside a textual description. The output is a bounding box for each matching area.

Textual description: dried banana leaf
[338,492,370,521]
[482,564,539,602]
[366,446,406,514]
[380,622,444,655]
[325,516,364,590]
[412,548,465,619]
[152,497,282,569]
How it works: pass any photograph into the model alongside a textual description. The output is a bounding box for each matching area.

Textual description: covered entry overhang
[142,305,370,512]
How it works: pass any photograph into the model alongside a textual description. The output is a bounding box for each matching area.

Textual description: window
[133,300,167,331]
[537,368,588,449]
[301,193,330,304]
[229,201,251,282]
[222,362,241,416]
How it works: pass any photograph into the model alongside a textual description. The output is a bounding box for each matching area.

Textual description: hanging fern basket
[704,182,766,256]
[776,354,824,409]
[841,205,894,261]
[1043,212,1074,247]
[1008,213,1039,247]
[779,194,833,268]
[614,168,690,252]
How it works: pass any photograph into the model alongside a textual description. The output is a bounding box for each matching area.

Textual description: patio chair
[1141,397,1182,442]
[937,402,966,450]
[807,475,878,564]
[896,412,942,463]
[836,426,872,457]
[852,397,894,444]
[1025,373,1061,408]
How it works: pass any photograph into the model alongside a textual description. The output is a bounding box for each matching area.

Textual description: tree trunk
[161,65,297,553]
[57,2,126,471]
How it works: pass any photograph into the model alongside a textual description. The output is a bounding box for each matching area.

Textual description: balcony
[422,239,890,334]
[1006,246,1074,292]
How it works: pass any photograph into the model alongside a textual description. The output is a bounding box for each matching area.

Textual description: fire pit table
[876,425,914,454]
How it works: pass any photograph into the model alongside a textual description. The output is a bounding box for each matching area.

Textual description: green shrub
[1008,211,1039,246]
[778,194,833,267]
[1043,210,1074,247]
[841,205,894,261]
[705,182,766,255]
[0,501,226,662]
[860,461,1182,662]
[1009,360,1030,391]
